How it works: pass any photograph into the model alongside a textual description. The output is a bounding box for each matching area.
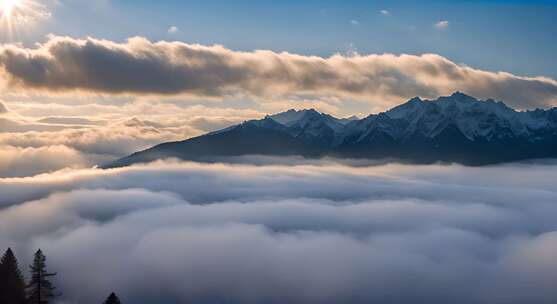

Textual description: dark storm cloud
[1,36,557,109]
[0,160,557,304]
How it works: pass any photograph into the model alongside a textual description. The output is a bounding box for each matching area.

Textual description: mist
[1,160,556,303]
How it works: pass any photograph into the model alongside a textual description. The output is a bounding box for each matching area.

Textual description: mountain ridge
[106,92,557,167]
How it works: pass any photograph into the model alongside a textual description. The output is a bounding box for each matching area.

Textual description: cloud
[0,116,76,132]
[0,144,88,177]
[1,35,556,110]
[350,19,359,25]
[1,160,557,303]
[186,116,239,132]
[36,116,106,126]
[345,42,359,57]
[0,101,7,113]
[380,10,391,16]
[167,26,178,34]
[0,115,199,177]
[0,118,194,159]
[0,100,266,177]
[2,159,557,209]
[435,20,449,29]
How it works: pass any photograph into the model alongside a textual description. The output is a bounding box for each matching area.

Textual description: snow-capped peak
[379,92,557,141]
[270,109,320,126]
[111,92,557,168]
[238,93,557,144]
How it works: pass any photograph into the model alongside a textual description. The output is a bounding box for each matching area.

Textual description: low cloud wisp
[435,20,450,29]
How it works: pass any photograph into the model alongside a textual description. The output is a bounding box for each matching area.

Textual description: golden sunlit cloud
[2,35,557,111]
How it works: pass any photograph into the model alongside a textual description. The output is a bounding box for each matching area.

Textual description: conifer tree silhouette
[0,248,27,304]
[103,292,122,304]
[26,249,59,304]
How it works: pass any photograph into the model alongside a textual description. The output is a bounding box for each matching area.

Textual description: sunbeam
[0,0,50,40]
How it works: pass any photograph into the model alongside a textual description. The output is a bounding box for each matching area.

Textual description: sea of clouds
[1,159,556,304]
[1,32,557,304]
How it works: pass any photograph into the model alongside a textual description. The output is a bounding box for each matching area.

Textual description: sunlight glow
[0,0,50,41]
[1,0,20,16]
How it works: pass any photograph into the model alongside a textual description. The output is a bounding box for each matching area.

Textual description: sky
[1,2,557,303]
[12,0,557,79]
[0,0,556,183]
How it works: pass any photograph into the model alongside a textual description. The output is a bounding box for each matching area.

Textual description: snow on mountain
[270,109,311,126]
[270,109,346,132]
[263,93,557,144]
[375,92,556,142]
[108,92,557,168]
[269,109,349,145]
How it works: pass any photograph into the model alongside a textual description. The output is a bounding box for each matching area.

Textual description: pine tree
[0,248,27,304]
[26,249,59,304]
[102,292,122,304]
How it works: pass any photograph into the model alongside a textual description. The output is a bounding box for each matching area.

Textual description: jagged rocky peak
[428,92,513,111]
[107,92,557,168]
[401,92,491,105]
[270,108,322,126]
[262,93,529,129]
[388,92,518,119]
[387,97,421,114]
[444,91,477,102]
[408,96,424,103]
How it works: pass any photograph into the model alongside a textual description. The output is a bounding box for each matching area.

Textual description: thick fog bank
[1,160,556,304]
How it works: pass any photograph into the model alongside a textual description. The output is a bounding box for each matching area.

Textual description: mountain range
[107,92,557,167]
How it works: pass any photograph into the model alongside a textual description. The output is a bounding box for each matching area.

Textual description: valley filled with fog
[1,159,556,304]
[1,2,557,303]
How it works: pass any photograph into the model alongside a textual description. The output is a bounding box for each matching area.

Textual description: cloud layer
[1,34,557,303]
[1,35,556,179]
[1,35,557,109]
[1,160,557,304]
[0,98,261,177]
[0,144,87,177]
